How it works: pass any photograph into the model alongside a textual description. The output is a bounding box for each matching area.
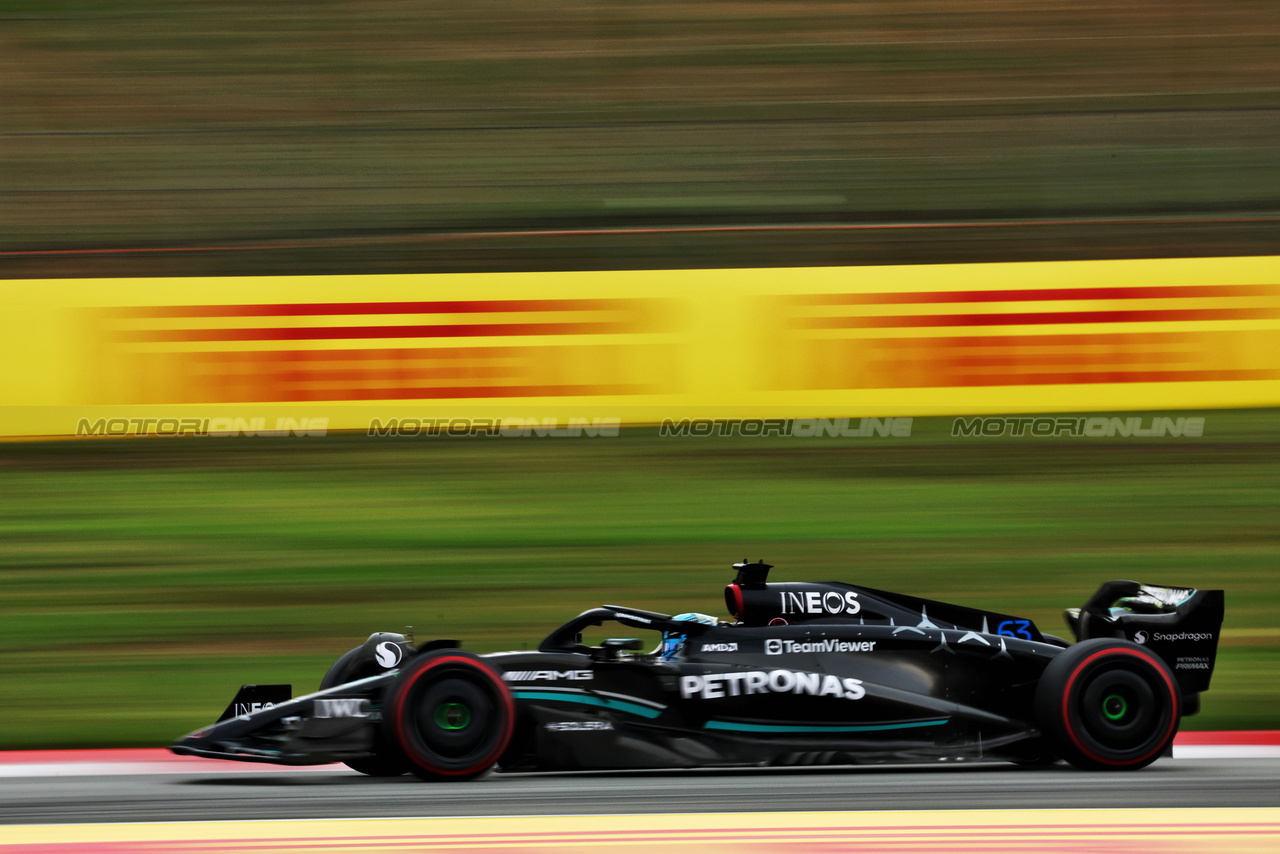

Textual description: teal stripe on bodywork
[703,718,949,733]
[510,691,663,719]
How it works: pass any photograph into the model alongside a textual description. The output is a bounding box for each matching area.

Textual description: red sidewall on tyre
[385,652,515,780]
[1036,639,1180,771]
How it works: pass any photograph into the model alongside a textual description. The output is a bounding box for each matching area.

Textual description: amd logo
[700,643,738,653]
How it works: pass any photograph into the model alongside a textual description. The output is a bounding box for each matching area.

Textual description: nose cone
[169,723,216,756]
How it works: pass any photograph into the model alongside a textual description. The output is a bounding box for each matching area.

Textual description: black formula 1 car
[171,561,1223,778]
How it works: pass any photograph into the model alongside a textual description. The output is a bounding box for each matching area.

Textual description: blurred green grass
[1,410,1277,747]
[3,1,1278,278]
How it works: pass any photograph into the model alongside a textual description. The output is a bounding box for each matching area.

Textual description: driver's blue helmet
[660,612,718,660]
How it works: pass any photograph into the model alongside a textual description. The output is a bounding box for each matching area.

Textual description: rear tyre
[1035,639,1180,771]
[384,651,515,781]
[320,647,410,777]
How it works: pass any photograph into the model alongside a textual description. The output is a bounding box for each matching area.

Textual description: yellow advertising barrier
[2,256,1278,437]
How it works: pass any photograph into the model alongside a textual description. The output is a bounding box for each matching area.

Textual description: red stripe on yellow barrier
[777,329,1280,389]
[115,299,631,318]
[241,383,646,402]
[798,283,1280,305]
[92,345,660,405]
[803,307,1280,329]
[113,321,636,343]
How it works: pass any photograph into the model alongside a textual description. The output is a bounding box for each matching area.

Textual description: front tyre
[384,651,515,781]
[1035,639,1180,771]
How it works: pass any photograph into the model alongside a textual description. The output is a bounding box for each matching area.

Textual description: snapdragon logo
[374,642,403,668]
[1152,632,1214,643]
[680,669,865,701]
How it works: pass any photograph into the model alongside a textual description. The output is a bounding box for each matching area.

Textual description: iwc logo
[314,698,370,719]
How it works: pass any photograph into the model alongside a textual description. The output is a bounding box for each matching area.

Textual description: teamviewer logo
[765,639,783,655]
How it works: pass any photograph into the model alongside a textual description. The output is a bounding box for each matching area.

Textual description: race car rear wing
[1065,580,1224,696]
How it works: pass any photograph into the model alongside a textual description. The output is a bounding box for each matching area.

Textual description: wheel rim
[434,701,472,730]
[1102,693,1128,722]
[1072,659,1170,758]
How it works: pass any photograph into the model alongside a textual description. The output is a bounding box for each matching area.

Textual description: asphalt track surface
[3,756,1279,825]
